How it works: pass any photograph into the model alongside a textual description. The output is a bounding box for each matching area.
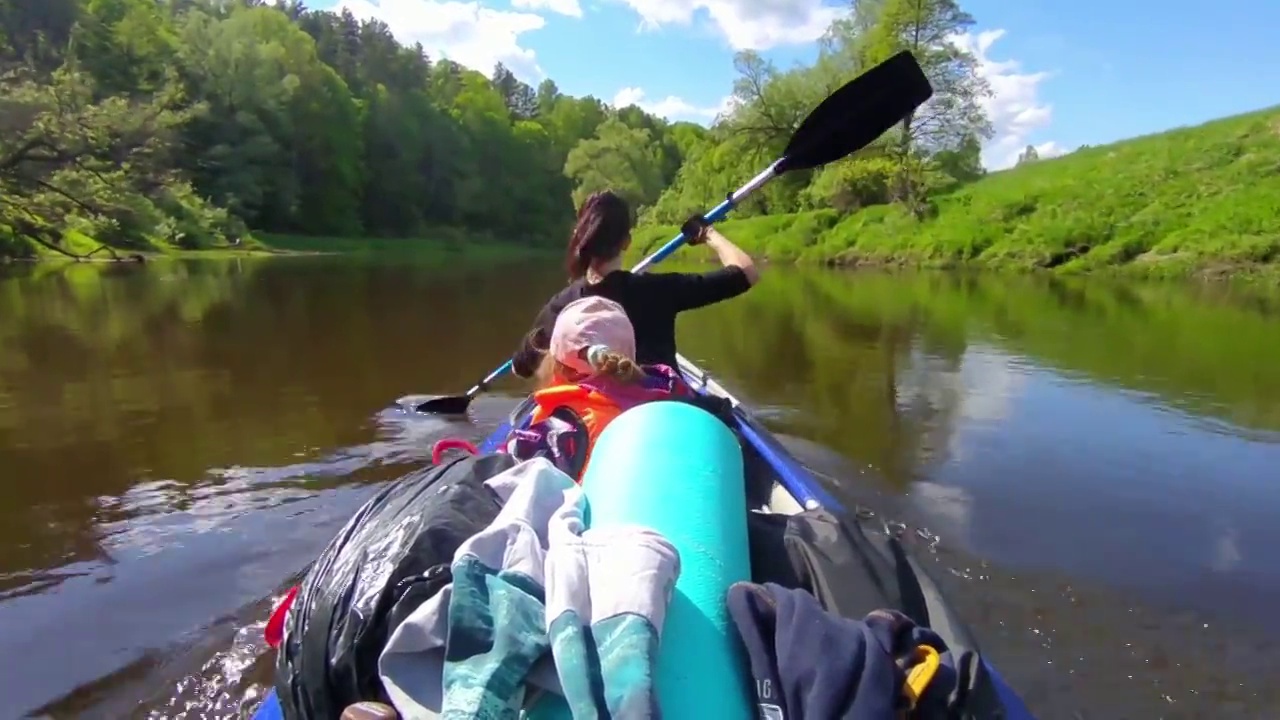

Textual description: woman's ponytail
[565,212,598,280]
[564,191,633,281]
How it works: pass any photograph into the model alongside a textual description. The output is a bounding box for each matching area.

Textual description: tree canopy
[0,0,695,258]
[0,0,997,260]
[645,0,994,224]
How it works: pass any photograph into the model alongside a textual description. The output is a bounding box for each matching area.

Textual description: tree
[541,94,607,157]
[492,62,538,120]
[933,133,984,186]
[174,5,363,234]
[725,51,828,153]
[536,78,560,117]
[0,0,694,259]
[74,0,178,94]
[1016,144,1039,165]
[0,64,236,256]
[647,128,805,222]
[564,118,665,211]
[848,0,992,206]
[0,0,81,70]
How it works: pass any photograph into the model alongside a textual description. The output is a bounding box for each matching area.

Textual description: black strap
[549,405,591,478]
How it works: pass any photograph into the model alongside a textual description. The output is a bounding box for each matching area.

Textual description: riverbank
[0,226,280,263]
[1,230,557,264]
[632,107,1280,279]
[255,233,557,263]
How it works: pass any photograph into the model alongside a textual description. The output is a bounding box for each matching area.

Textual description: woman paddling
[511,189,761,378]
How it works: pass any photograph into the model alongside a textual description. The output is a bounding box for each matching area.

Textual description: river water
[1,257,1278,719]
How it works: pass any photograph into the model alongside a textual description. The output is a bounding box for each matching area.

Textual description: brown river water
[1,256,1279,719]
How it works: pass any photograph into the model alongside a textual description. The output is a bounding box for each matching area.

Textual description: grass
[254,231,555,263]
[631,106,1280,279]
[2,226,556,264]
[0,229,266,262]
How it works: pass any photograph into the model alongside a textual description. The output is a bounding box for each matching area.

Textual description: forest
[0,0,999,261]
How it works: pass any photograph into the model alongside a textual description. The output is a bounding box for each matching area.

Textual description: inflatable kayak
[251,354,1036,720]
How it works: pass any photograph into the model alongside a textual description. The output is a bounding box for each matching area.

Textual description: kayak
[250,354,1036,720]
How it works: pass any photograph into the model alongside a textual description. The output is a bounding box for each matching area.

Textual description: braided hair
[535,344,645,387]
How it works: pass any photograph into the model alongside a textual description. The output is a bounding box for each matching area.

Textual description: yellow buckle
[902,644,941,711]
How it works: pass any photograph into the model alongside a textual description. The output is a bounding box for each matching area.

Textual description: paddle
[415,50,933,415]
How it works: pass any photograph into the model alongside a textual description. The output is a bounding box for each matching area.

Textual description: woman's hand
[680,214,758,285]
[682,214,711,245]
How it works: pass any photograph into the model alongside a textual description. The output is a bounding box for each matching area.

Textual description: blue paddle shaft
[464,160,781,397]
[631,162,779,272]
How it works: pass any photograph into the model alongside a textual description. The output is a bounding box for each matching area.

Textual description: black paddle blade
[778,50,934,173]
[414,394,472,415]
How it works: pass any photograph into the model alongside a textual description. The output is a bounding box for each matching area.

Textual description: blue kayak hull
[251,360,1036,719]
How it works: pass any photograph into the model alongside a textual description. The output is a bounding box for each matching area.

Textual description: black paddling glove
[682,214,711,245]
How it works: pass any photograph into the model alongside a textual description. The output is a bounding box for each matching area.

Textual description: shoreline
[0,248,322,264]
[2,232,558,264]
[624,228,1280,284]
[631,106,1280,282]
[628,221,1280,283]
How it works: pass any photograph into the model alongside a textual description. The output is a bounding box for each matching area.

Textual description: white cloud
[616,0,845,51]
[336,0,547,81]
[512,0,583,18]
[952,29,1064,170]
[1031,140,1068,160]
[612,87,734,124]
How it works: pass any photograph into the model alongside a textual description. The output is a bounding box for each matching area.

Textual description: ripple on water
[2,400,500,719]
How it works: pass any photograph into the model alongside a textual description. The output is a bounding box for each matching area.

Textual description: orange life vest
[528,383,624,479]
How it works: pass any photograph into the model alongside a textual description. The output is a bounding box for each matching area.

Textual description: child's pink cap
[549,296,636,375]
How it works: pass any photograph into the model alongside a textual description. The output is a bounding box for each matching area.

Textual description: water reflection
[923,358,1280,621]
[675,270,1280,621]
[0,257,541,716]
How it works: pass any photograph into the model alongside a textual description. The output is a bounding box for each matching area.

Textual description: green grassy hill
[632,106,1280,278]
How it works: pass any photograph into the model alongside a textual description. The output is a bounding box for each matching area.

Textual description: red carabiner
[265,585,300,648]
[432,438,479,464]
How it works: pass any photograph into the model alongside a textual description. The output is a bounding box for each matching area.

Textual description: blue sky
[318,0,1280,168]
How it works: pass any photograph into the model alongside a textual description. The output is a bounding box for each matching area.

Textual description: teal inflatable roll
[583,400,754,718]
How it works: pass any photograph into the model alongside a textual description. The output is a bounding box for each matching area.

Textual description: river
[1,256,1278,719]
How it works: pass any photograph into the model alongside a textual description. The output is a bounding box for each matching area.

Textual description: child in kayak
[504,295,692,479]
